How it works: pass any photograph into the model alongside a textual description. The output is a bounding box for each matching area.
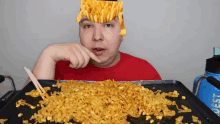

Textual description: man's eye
[84,25,92,29]
[105,24,114,28]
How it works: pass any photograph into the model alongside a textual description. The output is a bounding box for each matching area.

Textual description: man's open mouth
[92,48,106,56]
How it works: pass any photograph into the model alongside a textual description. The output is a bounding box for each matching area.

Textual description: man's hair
[79,0,124,24]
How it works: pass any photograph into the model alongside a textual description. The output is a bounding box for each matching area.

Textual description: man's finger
[69,52,79,69]
[71,46,85,69]
[75,45,90,68]
[82,47,102,63]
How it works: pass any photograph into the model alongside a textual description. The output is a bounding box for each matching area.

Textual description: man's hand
[50,43,101,69]
[24,43,101,86]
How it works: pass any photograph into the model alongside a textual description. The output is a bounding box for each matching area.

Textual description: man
[24,0,161,86]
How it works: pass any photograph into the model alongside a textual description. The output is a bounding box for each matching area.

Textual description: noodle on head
[76,0,127,36]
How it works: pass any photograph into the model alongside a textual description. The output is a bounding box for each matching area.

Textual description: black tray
[0,80,219,124]
[0,90,20,110]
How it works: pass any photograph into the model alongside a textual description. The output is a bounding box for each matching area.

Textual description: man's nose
[93,27,103,42]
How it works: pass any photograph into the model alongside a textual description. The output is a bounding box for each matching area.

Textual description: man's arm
[23,43,102,87]
[24,47,56,87]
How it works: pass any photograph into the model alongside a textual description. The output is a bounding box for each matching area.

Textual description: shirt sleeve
[153,70,162,80]
[141,60,162,80]
[54,61,63,80]
[148,63,162,80]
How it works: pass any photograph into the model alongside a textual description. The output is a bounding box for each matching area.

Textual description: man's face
[79,15,123,64]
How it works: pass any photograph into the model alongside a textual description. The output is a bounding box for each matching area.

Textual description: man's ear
[121,35,124,42]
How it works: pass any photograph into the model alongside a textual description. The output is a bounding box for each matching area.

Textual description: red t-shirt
[54,51,162,81]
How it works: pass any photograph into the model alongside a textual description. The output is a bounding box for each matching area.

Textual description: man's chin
[91,58,110,67]
[94,57,108,64]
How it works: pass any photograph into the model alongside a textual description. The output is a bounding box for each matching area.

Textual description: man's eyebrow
[80,18,90,23]
[107,18,117,23]
[80,17,117,24]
